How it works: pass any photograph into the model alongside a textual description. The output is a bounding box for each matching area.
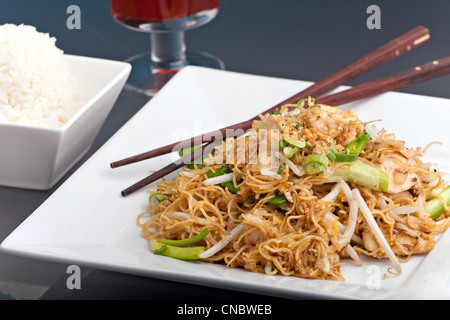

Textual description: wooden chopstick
[111,25,429,169]
[120,55,450,197]
[316,56,450,106]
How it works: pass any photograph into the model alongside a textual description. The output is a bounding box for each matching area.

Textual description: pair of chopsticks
[112,25,450,197]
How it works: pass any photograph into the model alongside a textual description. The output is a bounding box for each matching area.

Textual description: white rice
[0,24,82,128]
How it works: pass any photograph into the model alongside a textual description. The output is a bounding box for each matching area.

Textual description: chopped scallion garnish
[333,162,389,192]
[283,136,306,148]
[345,132,371,155]
[285,146,300,158]
[277,164,286,174]
[149,193,165,205]
[327,146,338,162]
[155,228,210,247]
[178,144,202,157]
[297,97,316,108]
[425,186,450,220]
[207,166,232,178]
[150,239,204,260]
[267,194,287,205]
[304,154,329,174]
[335,152,359,162]
[221,180,241,194]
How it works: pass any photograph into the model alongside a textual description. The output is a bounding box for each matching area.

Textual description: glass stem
[150,31,187,72]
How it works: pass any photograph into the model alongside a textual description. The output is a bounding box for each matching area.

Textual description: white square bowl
[0,55,131,190]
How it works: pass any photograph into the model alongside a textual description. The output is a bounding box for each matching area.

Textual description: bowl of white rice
[0,24,131,190]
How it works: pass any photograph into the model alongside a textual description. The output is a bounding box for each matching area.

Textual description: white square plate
[2,66,450,299]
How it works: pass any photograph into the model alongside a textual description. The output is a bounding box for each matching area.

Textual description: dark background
[0,0,449,300]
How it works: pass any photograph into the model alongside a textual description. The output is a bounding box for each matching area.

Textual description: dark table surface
[0,0,449,301]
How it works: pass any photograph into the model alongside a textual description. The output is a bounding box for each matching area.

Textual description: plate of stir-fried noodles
[2,66,450,299]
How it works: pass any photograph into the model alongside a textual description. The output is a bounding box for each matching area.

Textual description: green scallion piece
[207,166,232,178]
[333,162,389,192]
[304,154,329,174]
[185,163,206,169]
[354,133,371,154]
[283,136,306,148]
[155,228,210,247]
[153,244,168,255]
[327,146,338,162]
[178,144,202,158]
[345,132,371,155]
[267,194,287,205]
[305,142,314,152]
[285,146,300,158]
[295,122,302,130]
[296,98,309,107]
[278,140,288,150]
[277,164,286,174]
[150,239,204,260]
[272,110,281,115]
[297,97,316,108]
[425,186,450,220]
[221,180,241,194]
[178,144,205,169]
[149,193,165,205]
[335,152,359,163]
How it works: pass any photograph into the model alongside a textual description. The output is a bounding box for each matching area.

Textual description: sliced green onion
[153,244,168,255]
[278,140,288,150]
[295,122,302,130]
[207,166,232,178]
[354,132,371,154]
[333,162,389,192]
[150,239,204,260]
[285,146,300,158]
[179,144,206,169]
[283,136,306,148]
[425,186,450,220]
[221,180,241,194]
[304,154,329,174]
[297,97,316,108]
[272,110,281,115]
[327,152,336,162]
[304,142,314,152]
[335,152,359,163]
[309,105,321,109]
[149,193,165,205]
[327,146,338,162]
[178,144,202,157]
[346,132,371,155]
[296,98,309,107]
[155,228,210,247]
[185,163,206,169]
[267,194,287,205]
[277,164,286,174]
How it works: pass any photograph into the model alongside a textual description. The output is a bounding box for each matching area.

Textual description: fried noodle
[137,102,450,281]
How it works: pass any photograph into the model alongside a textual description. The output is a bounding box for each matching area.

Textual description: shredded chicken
[362,227,434,256]
[378,156,420,194]
[302,105,364,148]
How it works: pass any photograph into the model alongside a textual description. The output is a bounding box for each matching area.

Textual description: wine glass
[110,0,224,97]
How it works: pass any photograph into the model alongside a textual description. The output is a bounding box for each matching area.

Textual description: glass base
[123,51,225,97]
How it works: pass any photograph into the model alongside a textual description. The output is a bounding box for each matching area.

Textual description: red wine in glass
[110,0,224,96]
